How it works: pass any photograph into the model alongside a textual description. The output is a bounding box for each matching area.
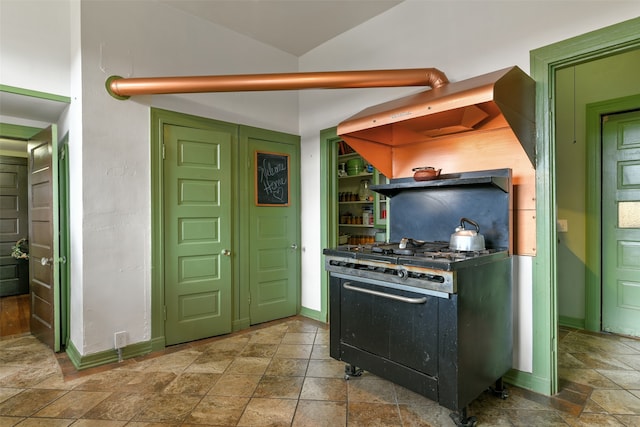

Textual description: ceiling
[0,91,69,125]
[0,0,403,129]
[161,0,403,56]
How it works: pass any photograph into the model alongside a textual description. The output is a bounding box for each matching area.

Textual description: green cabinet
[373,169,388,229]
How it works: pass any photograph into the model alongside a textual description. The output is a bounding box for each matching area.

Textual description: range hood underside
[337,66,536,179]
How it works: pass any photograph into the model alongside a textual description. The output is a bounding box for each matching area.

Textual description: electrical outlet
[114,331,127,349]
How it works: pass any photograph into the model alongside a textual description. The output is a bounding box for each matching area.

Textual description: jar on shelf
[359,179,371,201]
[362,206,373,225]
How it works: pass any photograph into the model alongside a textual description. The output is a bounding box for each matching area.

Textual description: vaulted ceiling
[161,0,403,56]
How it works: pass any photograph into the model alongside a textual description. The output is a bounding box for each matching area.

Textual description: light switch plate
[557,219,568,233]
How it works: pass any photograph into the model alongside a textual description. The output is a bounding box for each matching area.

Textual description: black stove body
[324,169,513,426]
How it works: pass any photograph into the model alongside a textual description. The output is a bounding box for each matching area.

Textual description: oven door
[329,274,441,377]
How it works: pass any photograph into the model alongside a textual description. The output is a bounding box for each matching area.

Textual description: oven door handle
[343,283,428,304]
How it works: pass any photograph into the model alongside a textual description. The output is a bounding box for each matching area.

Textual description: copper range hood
[337,66,535,178]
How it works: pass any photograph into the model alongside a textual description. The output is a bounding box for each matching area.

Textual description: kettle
[412,166,441,181]
[449,218,485,251]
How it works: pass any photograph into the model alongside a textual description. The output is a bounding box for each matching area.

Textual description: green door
[243,127,300,324]
[164,124,233,345]
[602,109,640,336]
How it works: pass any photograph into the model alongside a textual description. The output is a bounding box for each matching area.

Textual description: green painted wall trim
[64,341,82,368]
[299,306,324,323]
[529,16,640,396]
[319,127,340,324]
[65,339,152,370]
[59,133,71,349]
[585,93,640,332]
[46,125,61,352]
[150,337,166,353]
[0,123,42,139]
[0,84,70,104]
[558,315,585,330]
[233,318,251,332]
[504,369,551,394]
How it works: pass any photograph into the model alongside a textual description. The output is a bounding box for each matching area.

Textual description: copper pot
[412,166,441,181]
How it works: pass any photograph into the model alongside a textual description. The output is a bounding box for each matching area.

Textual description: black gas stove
[324,241,508,295]
[324,168,513,426]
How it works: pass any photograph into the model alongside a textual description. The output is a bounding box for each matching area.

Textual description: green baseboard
[233,317,251,332]
[150,336,166,352]
[65,339,153,370]
[558,315,585,330]
[503,368,552,396]
[299,306,327,323]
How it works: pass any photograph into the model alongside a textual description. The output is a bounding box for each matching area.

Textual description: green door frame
[58,133,71,349]
[318,127,340,323]
[528,16,640,395]
[149,108,240,350]
[239,126,302,324]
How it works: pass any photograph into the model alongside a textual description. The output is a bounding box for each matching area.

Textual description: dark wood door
[27,126,59,351]
[0,157,29,297]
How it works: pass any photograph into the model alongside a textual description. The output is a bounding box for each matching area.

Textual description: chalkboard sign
[255,151,290,206]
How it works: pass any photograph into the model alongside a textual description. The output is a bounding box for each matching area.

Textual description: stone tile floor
[0,316,639,426]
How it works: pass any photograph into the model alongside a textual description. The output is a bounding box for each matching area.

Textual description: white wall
[0,0,70,96]
[297,1,640,372]
[76,1,299,354]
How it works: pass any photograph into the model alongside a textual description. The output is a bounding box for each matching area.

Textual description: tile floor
[0,317,639,426]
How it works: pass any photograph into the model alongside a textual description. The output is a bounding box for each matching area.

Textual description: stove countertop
[323,243,509,271]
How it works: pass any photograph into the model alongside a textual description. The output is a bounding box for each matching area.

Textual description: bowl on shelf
[346,158,364,176]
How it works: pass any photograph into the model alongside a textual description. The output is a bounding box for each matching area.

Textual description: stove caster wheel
[490,378,509,399]
[344,364,363,380]
[449,410,477,427]
[490,386,509,399]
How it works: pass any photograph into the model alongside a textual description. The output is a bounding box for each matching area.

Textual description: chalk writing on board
[256,151,289,206]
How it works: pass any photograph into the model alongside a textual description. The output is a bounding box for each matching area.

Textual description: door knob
[40,256,66,266]
[221,249,231,256]
[291,243,298,250]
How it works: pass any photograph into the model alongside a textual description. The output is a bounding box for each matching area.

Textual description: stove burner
[372,241,448,256]
[420,249,491,261]
[370,241,494,260]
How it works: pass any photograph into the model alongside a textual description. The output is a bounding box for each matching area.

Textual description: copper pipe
[107,68,449,97]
